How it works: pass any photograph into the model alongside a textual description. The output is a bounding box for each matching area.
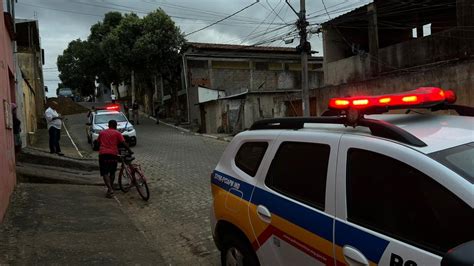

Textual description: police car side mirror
[441,241,474,266]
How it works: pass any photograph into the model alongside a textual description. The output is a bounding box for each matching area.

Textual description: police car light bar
[106,104,120,111]
[329,87,456,110]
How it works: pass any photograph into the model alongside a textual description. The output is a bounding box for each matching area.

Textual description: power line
[184,1,259,37]
[140,0,264,24]
[18,1,284,27]
[320,0,332,20]
[18,2,105,18]
[238,2,282,44]
[265,0,287,24]
[240,1,290,45]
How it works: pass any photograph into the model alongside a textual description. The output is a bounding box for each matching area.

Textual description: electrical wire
[265,0,287,24]
[184,1,259,37]
[237,2,282,44]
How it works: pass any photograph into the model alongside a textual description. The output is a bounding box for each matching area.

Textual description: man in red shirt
[97,119,131,198]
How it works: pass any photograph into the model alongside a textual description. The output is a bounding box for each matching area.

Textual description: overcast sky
[15,0,370,97]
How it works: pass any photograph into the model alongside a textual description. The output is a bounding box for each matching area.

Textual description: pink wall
[0,0,17,221]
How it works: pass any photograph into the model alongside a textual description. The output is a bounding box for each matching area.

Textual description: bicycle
[117,148,150,201]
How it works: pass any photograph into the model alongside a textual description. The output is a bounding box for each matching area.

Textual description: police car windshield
[429,142,474,184]
[95,113,127,124]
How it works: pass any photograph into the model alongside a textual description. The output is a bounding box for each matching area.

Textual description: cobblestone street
[66,110,227,265]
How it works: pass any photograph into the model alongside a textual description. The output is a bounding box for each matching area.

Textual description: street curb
[19,147,99,171]
[147,115,232,142]
[16,162,102,186]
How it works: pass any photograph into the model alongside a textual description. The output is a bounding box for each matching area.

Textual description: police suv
[210,88,474,266]
[86,104,137,150]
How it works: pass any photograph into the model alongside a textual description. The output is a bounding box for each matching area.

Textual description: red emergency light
[329,87,456,110]
[106,104,120,111]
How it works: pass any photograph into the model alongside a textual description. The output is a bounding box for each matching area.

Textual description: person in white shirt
[45,101,64,156]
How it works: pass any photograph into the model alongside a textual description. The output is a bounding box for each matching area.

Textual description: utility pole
[131,70,135,104]
[287,0,311,116]
[299,0,310,116]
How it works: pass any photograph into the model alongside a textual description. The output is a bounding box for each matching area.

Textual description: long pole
[131,70,135,104]
[299,0,310,116]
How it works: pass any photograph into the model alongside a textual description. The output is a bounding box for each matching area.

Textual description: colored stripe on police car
[211,170,390,264]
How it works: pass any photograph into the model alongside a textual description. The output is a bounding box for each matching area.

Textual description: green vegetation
[57,10,185,99]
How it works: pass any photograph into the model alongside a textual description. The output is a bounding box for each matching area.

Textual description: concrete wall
[377,28,471,72]
[324,54,371,86]
[0,1,17,221]
[186,58,323,127]
[202,94,290,133]
[202,101,224,134]
[21,78,37,144]
[16,51,45,127]
[14,65,27,147]
[313,59,474,115]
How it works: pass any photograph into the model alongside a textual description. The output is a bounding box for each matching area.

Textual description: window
[95,113,127,124]
[235,142,268,177]
[429,143,474,183]
[265,142,330,210]
[347,149,474,255]
[423,23,432,37]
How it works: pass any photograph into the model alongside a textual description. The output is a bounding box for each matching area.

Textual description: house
[175,42,323,133]
[0,0,17,221]
[15,19,46,145]
[314,0,474,114]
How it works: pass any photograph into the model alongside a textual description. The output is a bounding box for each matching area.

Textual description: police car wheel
[221,234,259,266]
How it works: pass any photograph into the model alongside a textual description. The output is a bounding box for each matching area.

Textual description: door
[248,131,340,266]
[335,135,474,266]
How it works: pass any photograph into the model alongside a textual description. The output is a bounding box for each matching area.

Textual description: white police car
[86,105,136,150]
[210,88,474,266]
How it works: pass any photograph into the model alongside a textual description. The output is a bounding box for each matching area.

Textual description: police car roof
[95,110,120,115]
[243,114,473,154]
[368,114,473,153]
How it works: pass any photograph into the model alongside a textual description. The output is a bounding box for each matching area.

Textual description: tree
[128,9,185,113]
[134,9,185,76]
[57,39,97,96]
[88,12,123,89]
[101,13,143,79]
[57,9,186,108]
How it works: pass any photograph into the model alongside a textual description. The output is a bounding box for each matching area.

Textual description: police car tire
[221,234,259,266]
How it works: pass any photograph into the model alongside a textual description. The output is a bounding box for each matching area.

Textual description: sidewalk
[148,115,234,142]
[1,106,165,264]
[30,126,83,159]
[0,183,164,264]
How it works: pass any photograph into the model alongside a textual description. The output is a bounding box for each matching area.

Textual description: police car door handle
[257,205,271,223]
[342,245,369,266]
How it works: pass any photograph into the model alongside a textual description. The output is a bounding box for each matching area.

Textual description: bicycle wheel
[133,168,150,201]
[118,164,132,192]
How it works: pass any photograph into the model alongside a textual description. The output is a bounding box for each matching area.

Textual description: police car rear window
[265,142,330,210]
[429,142,474,184]
[235,142,268,177]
